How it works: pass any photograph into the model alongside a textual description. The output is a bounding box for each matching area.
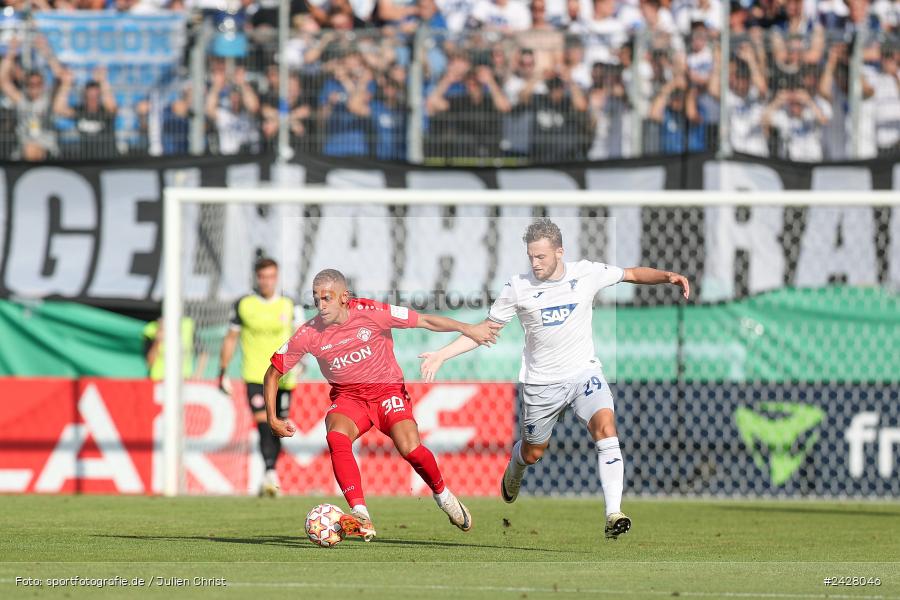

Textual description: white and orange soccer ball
[305,503,345,547]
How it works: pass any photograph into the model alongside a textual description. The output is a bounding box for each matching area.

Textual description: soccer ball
[305,503,345,547]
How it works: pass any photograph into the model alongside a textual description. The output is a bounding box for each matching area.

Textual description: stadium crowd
[0,0,897,162]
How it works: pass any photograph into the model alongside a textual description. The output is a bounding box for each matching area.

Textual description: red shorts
[326,383,415,436]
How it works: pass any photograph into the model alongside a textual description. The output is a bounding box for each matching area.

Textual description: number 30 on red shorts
[374,389,415,431]
[328,385,416,434]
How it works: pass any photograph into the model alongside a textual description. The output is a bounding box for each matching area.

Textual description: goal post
[161,187,899,498]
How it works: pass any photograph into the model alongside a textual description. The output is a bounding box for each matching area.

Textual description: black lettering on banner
[0,152,894,314]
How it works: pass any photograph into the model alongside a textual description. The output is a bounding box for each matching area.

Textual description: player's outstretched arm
[264,364,296,438]
[419,319,504,383]
[416,313,499,346]
[622,267,690,299]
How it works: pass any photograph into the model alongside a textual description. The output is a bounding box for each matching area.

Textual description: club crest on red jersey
[357,327,372,342]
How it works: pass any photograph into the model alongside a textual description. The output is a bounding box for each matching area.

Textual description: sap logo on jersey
[540,303,578,326]
[330,345,373,370]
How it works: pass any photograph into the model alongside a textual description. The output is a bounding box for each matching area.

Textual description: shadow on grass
[713,505,900,519]
[93,534,575,553]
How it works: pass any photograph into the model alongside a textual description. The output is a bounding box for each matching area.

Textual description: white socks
[351,504,369,517]
[596,437,624,516]
[508,440,529,479]
[434,487,452,506]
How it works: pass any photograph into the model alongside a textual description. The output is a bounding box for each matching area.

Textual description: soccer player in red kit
[262,269,497,540]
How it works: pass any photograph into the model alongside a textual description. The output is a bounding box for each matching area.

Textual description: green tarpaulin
[1,287,897,383]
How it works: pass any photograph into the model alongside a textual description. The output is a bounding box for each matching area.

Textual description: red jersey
[270,298,419,401]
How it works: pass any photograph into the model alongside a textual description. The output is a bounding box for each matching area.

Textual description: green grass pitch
[1,495,898,599]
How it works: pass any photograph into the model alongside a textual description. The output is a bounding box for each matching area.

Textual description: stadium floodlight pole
[190,20,212,156]
[849,5,869,160]
[407,27,427,164]
[22,0,33,72]
[277,0,292,161]
[162,188,184,497]
[717,0,731,160]
[630,27,646,156]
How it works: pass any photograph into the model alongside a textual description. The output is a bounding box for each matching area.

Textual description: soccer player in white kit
[420,218,690,539]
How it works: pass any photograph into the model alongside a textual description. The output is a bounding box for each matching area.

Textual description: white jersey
[488,260,624,384]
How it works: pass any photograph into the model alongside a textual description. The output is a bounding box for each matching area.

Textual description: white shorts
[519,365,615,445]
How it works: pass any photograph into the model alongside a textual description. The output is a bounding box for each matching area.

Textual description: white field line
[1,577,897,599]
[224,580,898,599]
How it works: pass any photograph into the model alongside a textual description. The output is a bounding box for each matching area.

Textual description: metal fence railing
[1,5,898,164]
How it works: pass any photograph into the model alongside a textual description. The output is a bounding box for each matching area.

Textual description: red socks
[326,431,365,507]
[404,445,446,494]
[327,432,446,504]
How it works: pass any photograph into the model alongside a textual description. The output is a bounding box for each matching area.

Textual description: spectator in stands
[618,0,645,31]
[819,41,877,159]
[426,63,511,158]
[525,70,590,161]
[747,0,787,30]
[563,36,592,90]
[639,0,684,53]
[618,39,653,121]
[584,0,628,66]
[161,85,192,155]
[728,0,751,35]
[687,21,714,88]
[871,46,900,156]
[872,0,898,33]
[530,0,555,30]
[377,0,419,27]
[307,0,375,29]
[772,0,824,64]
[250,0,310,32]
[685,21,718,147]
[562,0,589,32]
[819,0,881,38]
[0,36,63,161]
[648,74,707,153]
[709,43,769,156]
[52,67,118,160]
[266,68,314,153]
[470,0,532,31]
[318,50,371,156]
[436,0,478,32]
[685,80,715,151]
[588,61,633,159]
[820,1,884,63]
[502,48,543,155]
[420,0,450,30]
[770,34,806,94]
[206,65,261,155]
[503,48,547,106]
[348,71,407,159]
[675,0,721,34]
[762,86,831,161]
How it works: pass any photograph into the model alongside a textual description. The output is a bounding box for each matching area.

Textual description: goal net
[161,188,900,499]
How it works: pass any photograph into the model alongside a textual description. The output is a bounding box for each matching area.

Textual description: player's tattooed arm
[622,267,690,299]
[418,319,504,383]
[264,365,296,438]
[415,314,499,346]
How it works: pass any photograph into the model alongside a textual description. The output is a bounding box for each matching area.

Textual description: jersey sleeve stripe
[270,354,286,374]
